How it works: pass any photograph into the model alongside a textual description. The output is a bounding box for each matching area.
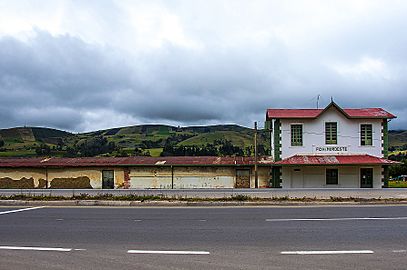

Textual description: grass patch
[0,150,36,157]
[148,148,163,157]
[388,180,407,188]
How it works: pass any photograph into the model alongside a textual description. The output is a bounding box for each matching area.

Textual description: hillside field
[0,126,405,158]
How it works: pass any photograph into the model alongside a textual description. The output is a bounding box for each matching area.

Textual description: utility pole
[254,122,258,188]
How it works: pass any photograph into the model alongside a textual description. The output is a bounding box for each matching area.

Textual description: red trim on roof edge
[0,156,274,168]
[266,102,396,119]
[274,154,400,165]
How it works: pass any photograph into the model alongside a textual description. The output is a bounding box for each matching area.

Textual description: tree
[0,139,4,148]
[35,144,51,156]
[77,136,116,157]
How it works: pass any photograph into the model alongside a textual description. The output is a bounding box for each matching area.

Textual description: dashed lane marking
[0,246,72,252]
[0,206,45,215]
[266,217,407,222]
[127,250,210,255]
[281,250,374,255]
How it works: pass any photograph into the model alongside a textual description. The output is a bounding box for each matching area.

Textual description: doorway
[235,169,250,188]
[360,168,373,188]
[291,168,303,188]
[102,170,114,189]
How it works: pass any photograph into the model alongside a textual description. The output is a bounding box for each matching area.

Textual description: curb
[1,199,407,207]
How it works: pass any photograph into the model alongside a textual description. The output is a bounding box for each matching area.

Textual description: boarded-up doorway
[102,170,114,189]
[235,169,250,188]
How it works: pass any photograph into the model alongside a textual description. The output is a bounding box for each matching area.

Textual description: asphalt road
[1,205,407,269]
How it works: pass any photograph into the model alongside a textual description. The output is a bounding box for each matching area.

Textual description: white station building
[266,102,398,189]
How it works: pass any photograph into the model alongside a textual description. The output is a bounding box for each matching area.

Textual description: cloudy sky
[0,0,406,132]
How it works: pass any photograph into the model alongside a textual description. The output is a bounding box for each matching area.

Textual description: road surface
[0,205,407,269]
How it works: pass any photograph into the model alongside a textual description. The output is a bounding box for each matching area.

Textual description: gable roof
[266,102,396,120]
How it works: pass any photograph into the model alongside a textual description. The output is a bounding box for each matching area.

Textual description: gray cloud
[0,1,406,131]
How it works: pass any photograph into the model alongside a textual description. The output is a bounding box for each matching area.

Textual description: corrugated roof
[274,154,400,165]
[0,156,274,168]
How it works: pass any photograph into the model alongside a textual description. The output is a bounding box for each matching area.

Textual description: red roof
[274,154,400,166]
[266,103,396,119]
[0,156,274,168]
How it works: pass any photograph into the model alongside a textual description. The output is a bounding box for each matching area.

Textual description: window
[326,169,338,185]
[291,124,303,146]
[325,122,337,144]
[361,124,373,146]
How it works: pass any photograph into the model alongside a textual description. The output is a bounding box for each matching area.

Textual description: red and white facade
[266,102,398,188]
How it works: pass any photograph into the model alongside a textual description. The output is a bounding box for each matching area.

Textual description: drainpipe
[45,167,48,189]
[171,165,174,189]
[254,122,258,188]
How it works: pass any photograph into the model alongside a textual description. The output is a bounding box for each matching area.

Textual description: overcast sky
[0,0,406,132]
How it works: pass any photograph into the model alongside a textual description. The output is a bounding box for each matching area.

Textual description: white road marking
[392,250,407,253]
[266,217,407,222]
[0,246,72,252]
[127,250,210,255]
[134,219,142,222]
[74,249,87,251]
[0,206,45,215]
[281,250,374,255]
[199,219,207,222]
[56,219,64,221]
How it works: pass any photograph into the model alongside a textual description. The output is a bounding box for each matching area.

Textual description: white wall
[278,107,383,159]
[282,165,382,188]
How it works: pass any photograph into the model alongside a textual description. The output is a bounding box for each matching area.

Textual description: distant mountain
[389,130,407,148]
[0,125,405,158]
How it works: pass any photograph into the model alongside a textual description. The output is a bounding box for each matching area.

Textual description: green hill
[0,124,265,157]
[389,130,407,148]
[0,125,405,158]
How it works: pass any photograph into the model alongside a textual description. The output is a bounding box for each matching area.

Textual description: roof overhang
[274,154,401,166]
[266,102,396,120]
[0,156,274,168]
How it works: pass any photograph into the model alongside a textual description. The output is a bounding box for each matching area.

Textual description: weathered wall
[250,167,271,188]
[129,167,172,189]
[0,166,270,189]
[47,167,125,189]
[129,166,271,189]
[173,167,234,189]
[282,165,382,188]
[129,166,237,189]
[0,168,46,188]
[47,168,102,189]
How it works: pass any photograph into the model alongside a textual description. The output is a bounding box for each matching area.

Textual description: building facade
[266,102,398,188]
[0,156,273,189]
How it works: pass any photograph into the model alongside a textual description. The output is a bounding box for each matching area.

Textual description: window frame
[360,124,373,146]
[325,122,338,145]
[326,168,339,185]
[290,124,303,146]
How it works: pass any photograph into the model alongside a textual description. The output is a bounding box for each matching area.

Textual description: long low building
[0,156,273,189]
